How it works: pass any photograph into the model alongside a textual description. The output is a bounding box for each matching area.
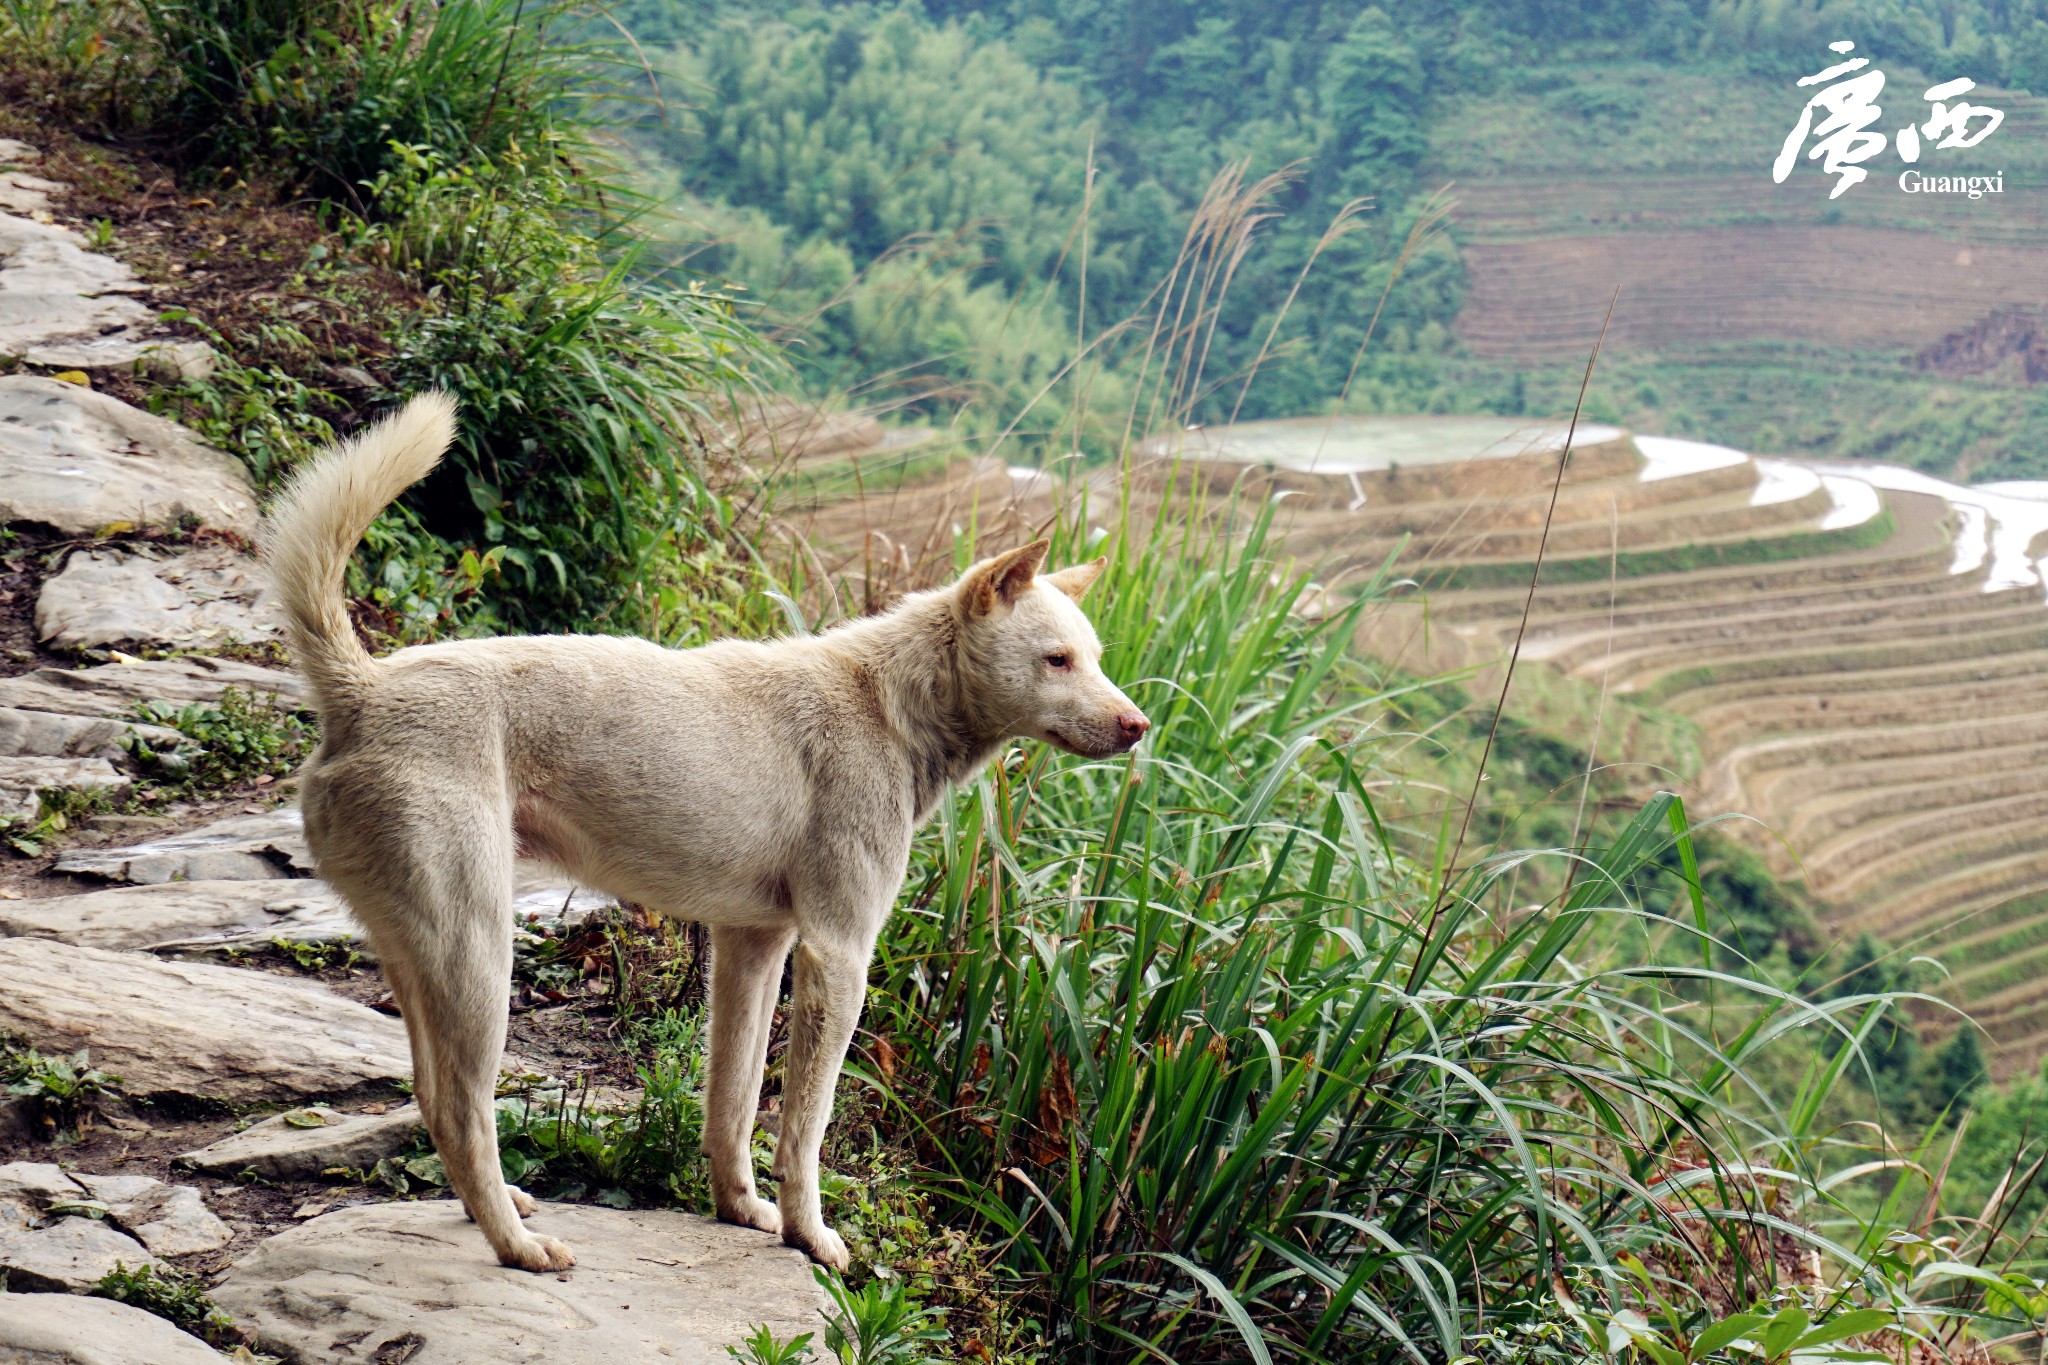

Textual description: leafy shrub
[269,935,364,973]
[361,142,773,636]
[134,0,600,199]
[816,1267,949,1365]
[0,786,113,857]
[2,1042,121,1135]
[93,1262,240,1348]
[726,1324,816,1365]
[124,685,313,793]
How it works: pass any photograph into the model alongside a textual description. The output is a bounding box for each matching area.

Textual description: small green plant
[270,935,363,973]
[1,785,112,856]
[375,1020,712,1209]
[727,1325,815,1365]
[2,1042,121,1135]
[93,1262,241,1348]
[815,1267,949,1365]
[511,919,588,997]
[150,312,347,489]
[124,685,313,793]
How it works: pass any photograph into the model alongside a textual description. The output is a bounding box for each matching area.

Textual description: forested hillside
[624,0,2048,476]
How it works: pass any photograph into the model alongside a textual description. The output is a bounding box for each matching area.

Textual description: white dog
[263,394,1149,1271]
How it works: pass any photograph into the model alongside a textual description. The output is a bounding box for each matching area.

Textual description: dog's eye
[1044,652,1071,670]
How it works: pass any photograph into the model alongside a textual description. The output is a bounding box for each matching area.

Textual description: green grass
[135,0,609,200]
[859,495,1926,1360]
[92,1262,241,1349]
[1411,503,1897,591]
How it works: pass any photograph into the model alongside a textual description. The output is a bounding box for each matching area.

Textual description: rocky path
[0,144,825,1361]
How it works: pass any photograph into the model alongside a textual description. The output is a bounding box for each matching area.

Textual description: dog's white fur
[263,394,1148,1271]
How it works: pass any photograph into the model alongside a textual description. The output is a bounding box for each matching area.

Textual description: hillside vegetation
[623,0,2048,478]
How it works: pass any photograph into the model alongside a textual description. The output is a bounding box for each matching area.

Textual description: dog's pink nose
[1117,712,1150,745]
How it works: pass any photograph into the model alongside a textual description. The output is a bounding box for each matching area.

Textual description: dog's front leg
[771,932,873,1269]
[705,923,796,1234]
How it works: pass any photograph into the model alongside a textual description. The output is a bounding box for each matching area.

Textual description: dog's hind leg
[704,922,795,1234]
[389,856,571,1271]
[377,949,440,1129]
[771,930,874,1270]
[380,950,537,1220]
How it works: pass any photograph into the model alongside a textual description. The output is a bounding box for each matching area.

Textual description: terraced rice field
[791,414,2048,1076]
[1302,421,2048,1076]
[1455,227,2048,360]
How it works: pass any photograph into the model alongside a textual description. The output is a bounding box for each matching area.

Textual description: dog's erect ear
[963,539,1050,616]
[1043,557,1107,602]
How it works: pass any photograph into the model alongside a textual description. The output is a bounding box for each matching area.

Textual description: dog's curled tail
[262,392,457,707]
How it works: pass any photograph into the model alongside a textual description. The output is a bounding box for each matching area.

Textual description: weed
[269,935,363,973]
[2,1042,121,1136]
[727,1324,816,1364]
[92,1261,241,1349]
[124,685,313,794]
[375,1018,712,1210]
[1,785,113,857]
[860,499,1932,1359]
[511,905,703,1025]
[0,0,141,116]
[150,312,347,489]
[816,1267,949,1365]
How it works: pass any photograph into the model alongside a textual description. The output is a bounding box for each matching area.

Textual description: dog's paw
[501,1233,577,1273]
[784,1221,849,1271]
[715,1193,782,1236]
[507,1184,538,1218]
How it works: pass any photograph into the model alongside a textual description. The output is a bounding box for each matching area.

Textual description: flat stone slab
[37,543,282,652]
[0,215,152,352]
[25,332,215,381]
[0,376,258,536]
[0,1160,88,1228]
[0,1213,160,1292]
[0,1293,222,1364]
[0,654,303,719]
[51,806,613,927]
[213,1200,827,1364]
[73,1173,233,1257]
[0,706,183,761]
[1,1163,230,1259]
[180,1103,423,1181]
[0,754,124,821]
[55,807,313,883]
[0,170,67,214]
[0,938,409,1103]
[0,878,354,953]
